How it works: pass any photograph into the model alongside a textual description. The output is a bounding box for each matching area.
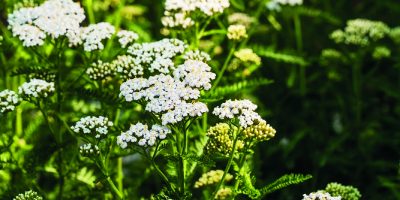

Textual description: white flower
[113,55,144,80]
[302,191,341,200]
[79,143,100,156]
[227,25,248,40]
[183,50,211,62]
[0,90,20,114]
[267,0,303,9]
[117,123,171,148]
[87,60,115,80]
[7,0,85,47]
[18,79,55,99]
[71,116,113,138]
[173,60,216,90]
[117,30,138,48]
[81,22,115,51]
[213,99,264,128]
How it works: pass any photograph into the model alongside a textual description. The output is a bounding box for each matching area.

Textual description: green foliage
[253,46,309,66]
[324,182,361,200]
[259,174,312,196]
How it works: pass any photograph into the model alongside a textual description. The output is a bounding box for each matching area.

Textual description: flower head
[81,22,115,51]
[227,25,247,41]
[205,123,244,155]
[117,30,139,48]
[213,99,263,128]
[13,190,43,200]
[79,143,100,156]
[117,123,171,148]
[194,169,233,188]
[71,116,113,139]
[0,90,20,114]
[18,79,55,100]
[303,191,341,200]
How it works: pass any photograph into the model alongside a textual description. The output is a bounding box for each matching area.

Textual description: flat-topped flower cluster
[0,90,20,114]
[117,123,171,148]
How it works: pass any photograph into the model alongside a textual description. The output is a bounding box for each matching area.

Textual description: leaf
[253,46,309,66]
[67,86,123,105]
[260,173,312,196]
[76,167,97,188]
[203,78,273,99]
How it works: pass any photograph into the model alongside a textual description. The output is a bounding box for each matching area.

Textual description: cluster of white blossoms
[117,30,139,48]
[302,191,341,200]
[113,55,144,80]
[79,143,100,156]
[227,25,248,40]
[81,22,115,51]
[183,50,211,62]
[86,60,115,80]
[0,90,20,114]
[117,123,171,148]
[162,0,230,28]
[13,190,43,200]
[8,0,85,47]
[18,79,55,99]
[174,60,216,90]
[213,99,264,128]
[330,19,390,47]
[71,116,113,139]
[127,39,186,74]
[267,0,303,11]
[228,12,255,28]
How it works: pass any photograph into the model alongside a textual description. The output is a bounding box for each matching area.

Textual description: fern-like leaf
[203,78,273,99]
[67,86,123,105]
[253,46,309,66]
[260,173,312,196]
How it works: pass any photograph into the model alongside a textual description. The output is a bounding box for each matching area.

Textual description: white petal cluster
[213,99,264,128]
[79,143,100,156]
[113,55,144,80]
[117,123,171,148]
[127,38,186,74]
[8,0,85,47]
[174,60,216,90]
[18,79,55,99]
[228,13,255,28]
[162,0,229,28]
[13,190,43,200]
[120,72,211,125]
[183,50,211,62]
[0,90,20,113]
[302,191,341,200]
[227,25,248,41]
[71,116,113,138]
[117,30,139,48]
[267,0,303,10]
[81,22,115,51]
[86,60,115,80]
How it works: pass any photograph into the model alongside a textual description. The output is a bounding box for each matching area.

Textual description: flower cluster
[86,60,115,80]
[13,190,43,200]
[71,116,113,139]
[81,22,115,51]
[194,169,233,188]
[162,0,230,28]
[183,50,211,62]
[117,30,139,48]
[127,38,186,74]
[372,46,391,60]
[234,48,261,66]
[205,123,244,155]
[330,19,390,46]
[389,27,400,44]
[173,60,216,90]
[325,182,361,200]
[213,99,263,128]
[8,0,85,47]
[117,123,171,148]
[0,90,20,114]
[303,191,341,200]
[228,13,254,28]
[242,121,276,142]
[18,79,55,100]
[267,0,303,11]
[215,187,233,200]
[113,55,144,80]
[227,25,248,41]
[79,143,100,156]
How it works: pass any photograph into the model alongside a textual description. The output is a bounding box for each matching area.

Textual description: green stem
[106,177,124,200]
[211,44,237,90]
[233,151,248,195]
[84,0,96,24]
[294,14,306,95]
[211,134,239,199]
[352,62,362,126]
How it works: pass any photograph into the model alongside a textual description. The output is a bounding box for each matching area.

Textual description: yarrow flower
[117,123,171,148]
[13,190,43,200]
[227,25,248,41]
[228,12,255,28]
[330,19,390,47]
[162,0,230,28]
[113,55,144,80]
[86,60,115,80]
[18,79,55,99]
[0,90,20,114]
[234,48,261,66]
[71,116,113,139]
[81,22,115,51]
[173,60,216,90]
[117,30,139,48]
[79,143,100,156]
[267,0,303,11]
[8,0,85,47]
[372,46,391,60]
[242,121,276,142]
[215,187,233,200]
[183,50,211,62]
[325,182,361,200]
[205,123,244,155]
[194,169,233,188]
[302,191,341,200]
[213,99,263,128]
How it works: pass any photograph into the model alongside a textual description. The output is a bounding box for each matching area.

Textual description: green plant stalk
[233,151,248,196]
[113,108,124,192]
[352,62,362,126]
[294,14,306,95]
[84,0,95,24]
[211,44,237,90]
[211,134,239,199]
[106,176,124,200]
